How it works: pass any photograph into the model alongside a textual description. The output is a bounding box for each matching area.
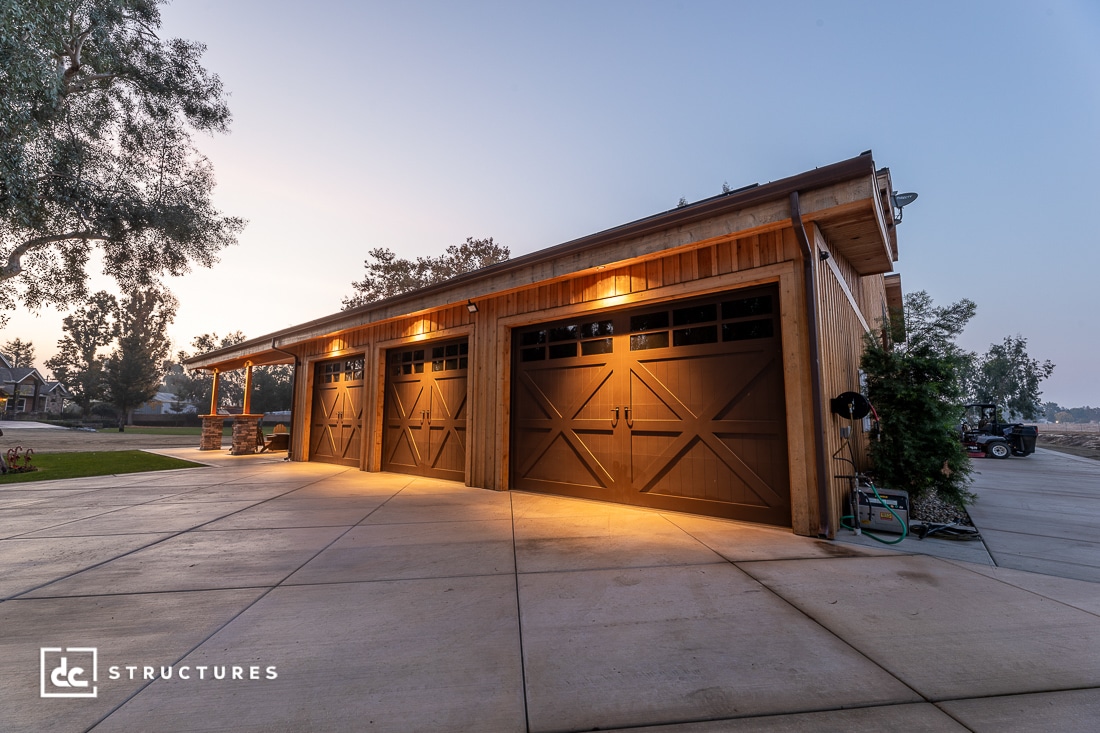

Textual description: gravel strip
[911,491,974,527]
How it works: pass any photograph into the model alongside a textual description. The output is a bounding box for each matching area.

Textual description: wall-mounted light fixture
[466,300,479,314]
[819,250,831,261]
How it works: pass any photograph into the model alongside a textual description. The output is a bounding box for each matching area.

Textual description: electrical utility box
[856,487,910,534]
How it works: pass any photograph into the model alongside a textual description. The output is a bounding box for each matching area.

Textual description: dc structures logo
[40,647,98,698]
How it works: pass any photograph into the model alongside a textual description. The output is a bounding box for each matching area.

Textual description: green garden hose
[840,477,909,545]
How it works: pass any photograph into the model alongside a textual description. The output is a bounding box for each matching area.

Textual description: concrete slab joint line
[2,449,1100,732]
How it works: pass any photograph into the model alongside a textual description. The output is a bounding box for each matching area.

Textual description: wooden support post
[209,369,220,415]
[242,361,254,416]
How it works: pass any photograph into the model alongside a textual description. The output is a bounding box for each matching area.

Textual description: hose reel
[830,391,871,420]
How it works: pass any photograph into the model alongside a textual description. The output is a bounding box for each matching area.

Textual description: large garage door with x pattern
[310,356,365,467]
[511,287,790,525]
[382,339,468,481]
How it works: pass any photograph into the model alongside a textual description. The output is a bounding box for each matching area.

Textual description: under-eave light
[466,300,479,313]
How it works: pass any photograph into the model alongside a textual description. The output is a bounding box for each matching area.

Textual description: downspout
[790,192,834,538]
[270,340,300,461]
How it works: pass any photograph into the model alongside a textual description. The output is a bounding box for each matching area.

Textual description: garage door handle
[624,406,633,427]
[610,407,619,426]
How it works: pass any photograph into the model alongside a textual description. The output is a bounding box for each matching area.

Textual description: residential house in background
[39,382,71,414]
[0,352,51,415]
[134,391,199,415]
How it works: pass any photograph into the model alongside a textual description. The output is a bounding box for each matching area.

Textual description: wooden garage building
[185,152,904,538]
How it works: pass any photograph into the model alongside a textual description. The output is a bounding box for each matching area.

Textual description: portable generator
[856,486,910,534]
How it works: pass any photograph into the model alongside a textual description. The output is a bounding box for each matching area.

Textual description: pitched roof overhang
[884,272,905,340]
[1,367,47,386]
[884,273,903,314]
[186,151,897,372]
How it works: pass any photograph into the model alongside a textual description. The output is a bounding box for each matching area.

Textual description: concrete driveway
[2,449,1099,732]
[967,447,1100,583]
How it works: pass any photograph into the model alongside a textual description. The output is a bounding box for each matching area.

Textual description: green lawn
[95,426,232,436]
[0,451,204,484]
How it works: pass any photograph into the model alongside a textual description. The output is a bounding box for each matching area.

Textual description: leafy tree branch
[861,291,976,505]
[342,237,509,309]
[1,0,244,321]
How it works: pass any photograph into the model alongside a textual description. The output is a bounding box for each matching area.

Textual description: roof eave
[186,152,884,371]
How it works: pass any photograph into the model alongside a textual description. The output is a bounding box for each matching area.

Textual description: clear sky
[4,0,1098,406]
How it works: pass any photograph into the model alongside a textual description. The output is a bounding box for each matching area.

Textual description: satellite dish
[891,191,919,224]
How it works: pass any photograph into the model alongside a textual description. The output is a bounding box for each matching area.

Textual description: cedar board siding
[286,228,823,535]
[810,223,889,527]
[189,157,901,538]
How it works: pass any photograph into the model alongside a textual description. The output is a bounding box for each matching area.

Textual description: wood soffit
[198,350,293,373]
[186,152,898,371]
[884,273,904,313]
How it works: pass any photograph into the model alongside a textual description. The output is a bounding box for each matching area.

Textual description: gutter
[790,191,833,539]
[269,339,300,462]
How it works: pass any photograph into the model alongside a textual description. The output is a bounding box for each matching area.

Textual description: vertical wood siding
[280,223,887,537]
[811,224,889,531]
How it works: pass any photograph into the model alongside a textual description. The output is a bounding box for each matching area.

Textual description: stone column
[230,414,264,455]
[199,414,224,450]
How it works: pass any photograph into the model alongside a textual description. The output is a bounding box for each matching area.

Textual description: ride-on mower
[960,404,1038,459]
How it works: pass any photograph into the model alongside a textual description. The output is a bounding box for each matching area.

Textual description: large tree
[170,331,246,411]
[861,291,976,505]
[2,337,36,367]
[342,237,508,309]
[966,335,1054,421]
[249,363,293,413]
[44,290,116,414]
[0,0,244,320]
[102,287,175,429]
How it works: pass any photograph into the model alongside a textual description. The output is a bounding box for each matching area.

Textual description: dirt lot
[5,424,1096,461]
[0,427,202,454]
[1036,429,1100,461]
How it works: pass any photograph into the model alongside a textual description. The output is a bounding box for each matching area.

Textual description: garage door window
[431,341,468,371]
[722,294,774,341]
[318,358,365,383]
[521,320,615,361]
[629,295,775,351]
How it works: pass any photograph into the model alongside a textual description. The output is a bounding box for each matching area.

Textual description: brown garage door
[310,355,365,467]
[511,287,790,525]
[382,339,468,481]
